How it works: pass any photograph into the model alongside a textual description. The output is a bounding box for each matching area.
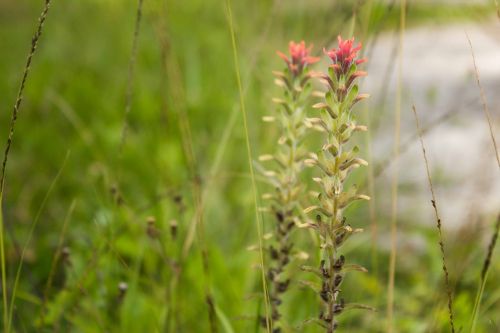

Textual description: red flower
[277,40,320,75]
[325,35,366,75]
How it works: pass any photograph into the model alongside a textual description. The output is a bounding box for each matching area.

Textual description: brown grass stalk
[465,32,500,170]
[480,214,500,281]
[412,105,456,333]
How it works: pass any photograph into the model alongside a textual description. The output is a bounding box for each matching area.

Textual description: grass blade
[224,0,271,331]
[215,305,235,333]
[0,192,7,332]
[39,199,77,326]
[470,214,500,333]
[7,151,70,332]
[387,1,406,331]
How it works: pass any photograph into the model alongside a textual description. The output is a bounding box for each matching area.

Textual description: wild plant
[303,36,370,332]
[258,41,319,331]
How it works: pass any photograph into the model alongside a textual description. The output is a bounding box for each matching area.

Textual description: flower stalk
[304,36,370,332]
[258,41,319,332]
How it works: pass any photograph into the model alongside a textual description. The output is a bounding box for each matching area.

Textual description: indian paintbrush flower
[276,40,320,76]
[257,40,318,332]
[303,35,371,332]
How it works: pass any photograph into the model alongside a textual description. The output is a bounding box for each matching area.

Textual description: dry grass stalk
[465,32,500,169]
[412,105,456,333]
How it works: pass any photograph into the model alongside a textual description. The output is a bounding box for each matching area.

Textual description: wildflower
[324,36,366,77]
[257,40,318,331]
[304,35,371,332]
[277,40,320,76]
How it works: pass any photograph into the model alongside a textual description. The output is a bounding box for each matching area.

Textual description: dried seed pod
[333,274,343,289]
[146,216,159,239]
[170,219,178,239]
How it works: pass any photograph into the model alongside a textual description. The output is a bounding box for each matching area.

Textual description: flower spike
[260,40,319,332]
[304,35,370,332]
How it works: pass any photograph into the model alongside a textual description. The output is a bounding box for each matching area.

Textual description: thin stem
[412,105,456,333]
[119,0,145,152]
[224,0,272,331]
[0,1,52,330]
[470,214,500,333]
[465,32,500,170]
[182,0,282,258]
[39,199,77,326]
[0,193,7,333]
[387,1,405,331]
[8,151,70,332]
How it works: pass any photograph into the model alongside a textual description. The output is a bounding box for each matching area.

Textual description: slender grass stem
[466,34,500,331]
[182,0,281,258]
[412,105,456,333]
[119,0,145,153]
[387,1,405,331]
[359,0,380,301]
[465,32,500,170]
[7,151,70,332]
[39,199,77,326]
[153,4,219,330]
[157,4,219,331]
[470,214,500,333]
[0,193,7,332]
[224,1,271,331]
[0,1,52,330]
[162,31,219,333]
[0,0,52,189]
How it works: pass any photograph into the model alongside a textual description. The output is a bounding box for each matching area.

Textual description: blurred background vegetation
[0,0,499,332]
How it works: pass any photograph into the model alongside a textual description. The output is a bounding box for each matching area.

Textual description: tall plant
[303,36,370,332]
[258,41,319,332]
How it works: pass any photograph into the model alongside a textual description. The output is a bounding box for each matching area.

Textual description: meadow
[0,0,499,332]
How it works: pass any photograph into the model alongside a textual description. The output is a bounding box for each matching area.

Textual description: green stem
[470,274,488,333]
[225,1,272,331]
[0,192,8,333]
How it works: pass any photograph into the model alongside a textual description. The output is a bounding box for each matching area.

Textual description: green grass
[0,0,499,332]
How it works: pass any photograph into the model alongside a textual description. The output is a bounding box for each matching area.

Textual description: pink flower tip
[325,35,365,72]
[277,40,319,75]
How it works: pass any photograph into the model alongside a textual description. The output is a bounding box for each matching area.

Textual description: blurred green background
[0,0,499,332]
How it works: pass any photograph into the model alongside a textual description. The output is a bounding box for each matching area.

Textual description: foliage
[0,0,498,332]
